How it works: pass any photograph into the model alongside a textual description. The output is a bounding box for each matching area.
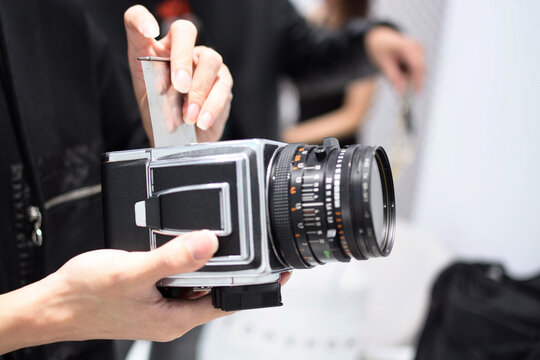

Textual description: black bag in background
[415,262,540,360]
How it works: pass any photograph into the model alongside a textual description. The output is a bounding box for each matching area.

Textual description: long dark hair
[341,0,370,19]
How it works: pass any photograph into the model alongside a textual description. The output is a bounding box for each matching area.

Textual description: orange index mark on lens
[295,233,300,238]
[299,147,305,151]
[294,155,301,161]
[290,187,296,194]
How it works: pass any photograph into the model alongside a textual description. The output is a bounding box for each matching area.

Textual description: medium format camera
[102,137,395,311]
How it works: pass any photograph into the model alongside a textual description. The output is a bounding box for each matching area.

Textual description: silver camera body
[102,139,289,309]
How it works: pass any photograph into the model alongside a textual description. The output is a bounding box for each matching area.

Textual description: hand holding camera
[0,231,228,354]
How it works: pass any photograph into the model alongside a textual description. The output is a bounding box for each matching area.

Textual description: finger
[196,64,233,131]
[124,5,160,43]
[124,5,162,103]
[168,20,198,93]
[279,271,292,286]
[379,57,406,94]
[404,42,425,92]
[169,294,233,327]
[138,230,219,282]
[195,92,231,143]
[149,294,230,342]
[184,47,223,125]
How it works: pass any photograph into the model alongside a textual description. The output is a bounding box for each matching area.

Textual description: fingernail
[197,112,212,130]
[141,21,159,39]
[185,230,219,260]
[174,69,191,93]
[185,103,200,125]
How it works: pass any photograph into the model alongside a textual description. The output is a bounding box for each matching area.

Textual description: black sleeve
[275,0,385,84]
[87,13,149,152]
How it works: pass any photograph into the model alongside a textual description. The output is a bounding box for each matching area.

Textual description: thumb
[124,5,160,45]
[140,230,219,282]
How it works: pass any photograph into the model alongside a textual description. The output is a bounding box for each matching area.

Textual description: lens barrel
[269,138,395,269]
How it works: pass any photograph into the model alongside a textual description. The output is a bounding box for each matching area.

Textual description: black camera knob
[314,146,327,160]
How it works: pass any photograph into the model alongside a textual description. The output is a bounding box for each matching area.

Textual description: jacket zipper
[27,205,43,246]
[27,184,102,246]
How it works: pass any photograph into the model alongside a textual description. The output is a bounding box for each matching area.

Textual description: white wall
[414,0,540,277]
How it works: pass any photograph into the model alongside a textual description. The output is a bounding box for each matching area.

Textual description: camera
[102,137,395,311]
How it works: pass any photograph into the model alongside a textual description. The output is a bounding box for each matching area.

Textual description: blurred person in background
[282,0,377,145]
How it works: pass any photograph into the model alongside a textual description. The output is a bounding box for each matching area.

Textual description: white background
[413,0,540,277]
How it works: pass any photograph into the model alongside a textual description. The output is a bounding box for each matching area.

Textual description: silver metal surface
[139,57,197,147]
[104,139,292,287]
[134,201,146,227]
[160,272,281,287]
[103,148,150,163]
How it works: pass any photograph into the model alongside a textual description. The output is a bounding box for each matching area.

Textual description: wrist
[365,25,399,47]
[0,274,77,353]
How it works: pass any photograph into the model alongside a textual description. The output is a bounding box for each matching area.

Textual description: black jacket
[0,0,146,358]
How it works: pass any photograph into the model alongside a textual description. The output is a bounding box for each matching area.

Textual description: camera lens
[269,138,395,269]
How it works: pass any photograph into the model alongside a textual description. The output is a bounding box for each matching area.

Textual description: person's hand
[51,230,225,341]
[124,5,232,145]
[365,26,425,93]
[0,231,228,354]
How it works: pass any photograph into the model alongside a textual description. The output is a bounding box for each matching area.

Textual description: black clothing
[298,88,358,146]
[84,0,378,141]
[0,0,146,358]
[416,263,540,360]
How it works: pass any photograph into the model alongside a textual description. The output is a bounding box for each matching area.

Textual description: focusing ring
[269,144,312,269]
